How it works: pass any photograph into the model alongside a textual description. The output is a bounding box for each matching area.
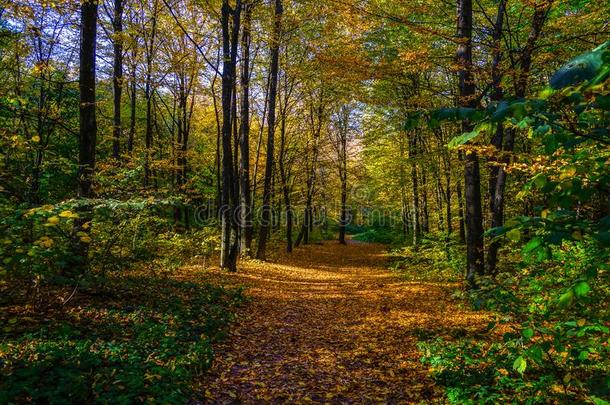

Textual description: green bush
[389,237,465,282]
[352,226,405,244]
[0,198,220,303]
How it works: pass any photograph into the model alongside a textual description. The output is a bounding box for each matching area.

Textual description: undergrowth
[387,237,464,282]
[0,269,245,404]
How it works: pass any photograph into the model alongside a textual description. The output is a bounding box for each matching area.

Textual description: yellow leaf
[507,228,521,242]
[59,210,78,219]
[47,216,60,225]
[31,135,41,143]
[36,237,54,248]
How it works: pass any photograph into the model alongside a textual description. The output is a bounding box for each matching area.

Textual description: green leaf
[558,290,574,307]
[523,237,542,253]
[573,281,590,297]
[507,228,521,242]
[522,328,534,340]
[550,41,609,89]
[533,175,547,189]
[591,396,610,405]
[447,130,480,149]
[513,356,527,374]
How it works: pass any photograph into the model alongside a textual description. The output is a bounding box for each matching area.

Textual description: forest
[0,0,609,402]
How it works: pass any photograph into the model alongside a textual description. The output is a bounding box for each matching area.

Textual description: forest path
[198,239,489,403]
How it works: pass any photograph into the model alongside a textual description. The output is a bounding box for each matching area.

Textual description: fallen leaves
[197,239,490,402]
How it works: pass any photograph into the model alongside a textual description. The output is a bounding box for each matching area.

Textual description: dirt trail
[198,240,489,403]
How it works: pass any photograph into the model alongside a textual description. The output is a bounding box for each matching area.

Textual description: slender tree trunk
[409,133,420,247]
[79,0,97,199]
[279,113,293,252]
[219,0,241,271]
[128,44,136,154]
[457,0,484,286]
[256,0,282,260]
[456,176,466,243]
[75,0,98,274]
[444,150,453,236]
[421,169,430,233]
[486,2,551,273]
[112,0,123,160]
[143,0,158,187]
[338,119,348,245]
[435,169,445,233]
[399,137,410,239]
[239,2,253,255]
[295,98,323,247]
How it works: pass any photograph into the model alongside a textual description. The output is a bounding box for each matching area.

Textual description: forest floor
[196,239,491,403]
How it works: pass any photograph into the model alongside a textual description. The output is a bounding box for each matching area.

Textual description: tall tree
[219,0,241,271]
[79,0,98,199]
[457,0,484,286]
[111,0,124,160]
[239,0,253,255]
[486,1,552,273]
[256,0,283,260]
[336,105,349,245]
[143,0,159,187]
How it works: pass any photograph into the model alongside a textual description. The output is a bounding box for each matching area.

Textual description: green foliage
[389,237,464,282]
[0,198,219,302]
[351,226,405,244]
[419,42,610,404]
[0,274,244,404]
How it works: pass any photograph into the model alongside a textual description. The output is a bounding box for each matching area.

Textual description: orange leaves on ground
[197,240,490,402]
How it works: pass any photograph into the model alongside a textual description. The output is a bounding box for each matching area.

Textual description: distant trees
[1,0,606,277]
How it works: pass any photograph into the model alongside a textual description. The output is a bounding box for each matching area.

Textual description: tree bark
[338,106,349,245]
[239,2,253,255]
[79,0,97,199]
[409,132,420,247]
[112,0,123,160]
[486,2,551,273]
[457,0,484,286]
[143,0,158,187]
[219,0,241,271]
[75,0,98,274]
[128,38,136,155]
[256,0,282,260]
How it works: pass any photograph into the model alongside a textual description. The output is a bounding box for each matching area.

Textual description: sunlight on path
[196,241,489,403]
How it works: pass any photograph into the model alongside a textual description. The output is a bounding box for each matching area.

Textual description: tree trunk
[112,0,123,160]
[421,169,430,233]
[219,0,241,271]
[457,0,484,286]
[256,0,282,260]
[486,2,551,273]
[409,133,420,247]
[128,42,136,154]
[399,136,410,239]
[239,2,253,255]
[339,122,348,245]
[295,96,323,247]
[75,0,98,274]
[279,114,293,252]
[143,0,158,187]
[79,0,97,199]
